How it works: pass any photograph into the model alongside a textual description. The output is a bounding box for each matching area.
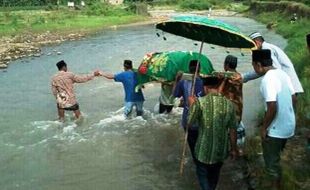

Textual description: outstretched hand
[94,70,102,77]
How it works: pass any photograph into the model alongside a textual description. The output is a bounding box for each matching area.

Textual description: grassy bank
[0,6,148,37]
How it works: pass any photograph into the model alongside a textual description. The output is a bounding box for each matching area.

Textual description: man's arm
[229,128,237,159]
[261,101,277,140]
[241,71,260,83]
[187,96,200,126]
[101,72,115,80]
[292,94,297,110]
[228,105,238,159]
[51,81,57,97]
[73,70,101,83]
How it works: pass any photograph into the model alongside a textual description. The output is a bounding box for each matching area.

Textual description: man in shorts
[51,60,101,121]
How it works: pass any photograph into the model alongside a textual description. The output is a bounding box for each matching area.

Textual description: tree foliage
[0,0,101,7]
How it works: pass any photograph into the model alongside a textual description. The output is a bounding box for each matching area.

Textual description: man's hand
[175,71,183,82]
[231,73,242,81]
[260,127,267,140]
[94,70,102,77]
[188,96,196,107]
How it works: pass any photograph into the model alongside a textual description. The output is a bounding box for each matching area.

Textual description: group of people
[51,32,304,190]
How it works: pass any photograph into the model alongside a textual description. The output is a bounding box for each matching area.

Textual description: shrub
[179,0,212,10]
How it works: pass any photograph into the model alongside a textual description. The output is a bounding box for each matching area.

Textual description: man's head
[224,55,238,71]
[56,60,67,71]
[189,60,200,74]
[251,49,273,75]
[202,76,223,94]
[123,60,133,70]
[249,32,264,49]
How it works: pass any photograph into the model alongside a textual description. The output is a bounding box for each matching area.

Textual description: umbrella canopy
[156,15,256,49]
[136,51,214,87]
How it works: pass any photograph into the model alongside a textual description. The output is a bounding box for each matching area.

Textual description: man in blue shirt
[101,60,145,117]
[173,60,205,159]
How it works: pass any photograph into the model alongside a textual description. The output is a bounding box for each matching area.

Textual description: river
[0,16,287,190]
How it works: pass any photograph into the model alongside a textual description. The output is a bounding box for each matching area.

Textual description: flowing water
[0,16,287,190]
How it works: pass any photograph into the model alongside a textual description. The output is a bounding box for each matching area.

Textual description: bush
[83,2,131,16]
[179,0,212,10]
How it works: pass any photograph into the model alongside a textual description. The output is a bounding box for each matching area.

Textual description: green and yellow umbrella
[156,15,256,48]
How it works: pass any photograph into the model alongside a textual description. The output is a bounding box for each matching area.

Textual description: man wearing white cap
[243,32,303,94]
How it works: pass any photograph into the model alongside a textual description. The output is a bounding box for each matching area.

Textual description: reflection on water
[0,16,286,190]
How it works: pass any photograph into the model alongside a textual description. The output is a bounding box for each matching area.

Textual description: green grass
[0,9,147,36]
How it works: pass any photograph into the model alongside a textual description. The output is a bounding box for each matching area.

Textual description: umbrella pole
[191,41,204,96]
[179,41,204,176]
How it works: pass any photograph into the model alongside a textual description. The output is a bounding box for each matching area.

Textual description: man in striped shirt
[188,76,237,190]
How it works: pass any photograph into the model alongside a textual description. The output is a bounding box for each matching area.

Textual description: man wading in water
[100,60,145,118]
[51,60,101,121]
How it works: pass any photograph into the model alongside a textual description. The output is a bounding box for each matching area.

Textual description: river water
[0,16,286,190]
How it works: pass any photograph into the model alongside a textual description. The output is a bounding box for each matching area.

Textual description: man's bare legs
[57,107,65,122]
[73,110,81,120]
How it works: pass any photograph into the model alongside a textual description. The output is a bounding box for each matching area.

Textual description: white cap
[249,32,263,40]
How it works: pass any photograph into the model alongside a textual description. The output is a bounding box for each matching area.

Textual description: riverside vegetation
[0,1,148,68]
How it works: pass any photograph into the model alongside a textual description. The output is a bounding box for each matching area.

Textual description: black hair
[123,60,133,69]
[260,59,273,67]
[252,49,272,67]
[224,55,237,69]
[56,60,67,70]
[189,60,200,74]
[202,77,221,87]
[307,33,310,47]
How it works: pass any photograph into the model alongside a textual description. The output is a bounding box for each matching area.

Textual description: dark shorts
[58,103,80,111]
[159,103,173,114]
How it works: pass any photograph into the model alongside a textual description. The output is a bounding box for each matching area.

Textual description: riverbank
[0,8,240,69]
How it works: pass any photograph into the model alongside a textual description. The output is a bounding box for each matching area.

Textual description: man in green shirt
[188,76,238,190]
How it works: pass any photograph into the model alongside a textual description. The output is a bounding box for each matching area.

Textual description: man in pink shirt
[51,60,101,121]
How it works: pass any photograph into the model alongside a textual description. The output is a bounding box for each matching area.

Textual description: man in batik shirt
[222,55,245,153]
[188,76,237,190]
[51,60,101,121]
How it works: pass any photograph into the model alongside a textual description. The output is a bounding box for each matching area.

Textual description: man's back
[174,78,205,128]
[262,42,303,93]
[189,94,237,164]
[260,69,295,138]
[114,70,144,102]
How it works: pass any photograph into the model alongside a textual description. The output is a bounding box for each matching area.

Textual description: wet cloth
[173,77,205,129]
[243,42,303,94]
[159,83,175,106]
[222,72,243,123]
[51,71,94,108]
[124,101,143,117]
[188,93,237,164]
[114,71,144,102]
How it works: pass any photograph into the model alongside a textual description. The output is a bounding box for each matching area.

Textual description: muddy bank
[0,31,87,69]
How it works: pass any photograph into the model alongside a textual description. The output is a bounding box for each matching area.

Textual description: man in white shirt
[243,32,303,94]
[251,49,296,190]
